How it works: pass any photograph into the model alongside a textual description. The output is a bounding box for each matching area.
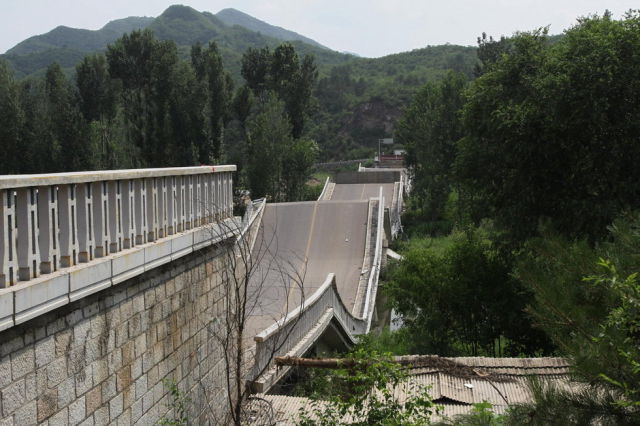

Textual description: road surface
[246,200,369,337]
[330,183,395,208]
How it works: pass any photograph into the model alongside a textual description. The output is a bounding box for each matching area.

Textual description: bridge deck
[246,200,369,338]
[330,183,395,208]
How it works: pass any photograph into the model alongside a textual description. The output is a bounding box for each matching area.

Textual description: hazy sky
[1,1,637,57]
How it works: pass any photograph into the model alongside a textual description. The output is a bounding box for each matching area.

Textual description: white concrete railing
[390,174,404,239]
[251,190,385,390]
[239,198,266,255]
[361,187,385,332]
[0,166,236,331]
[317,177,331,201]
[251,274,365,392]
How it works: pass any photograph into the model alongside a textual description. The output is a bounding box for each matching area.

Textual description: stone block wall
[0,243,232,425]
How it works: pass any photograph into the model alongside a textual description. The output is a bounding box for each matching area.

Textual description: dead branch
[275,355,517,383]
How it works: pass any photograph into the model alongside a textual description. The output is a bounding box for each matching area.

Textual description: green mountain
[6,17,154,56]
[1,5,346,78]
[215,8,327,49]
[0,4,479,160]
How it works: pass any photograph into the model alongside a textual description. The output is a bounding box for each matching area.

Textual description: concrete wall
[0,243,232,425]
[334,171,400,184]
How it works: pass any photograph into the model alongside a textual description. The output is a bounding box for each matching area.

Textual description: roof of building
[256,356,572,424]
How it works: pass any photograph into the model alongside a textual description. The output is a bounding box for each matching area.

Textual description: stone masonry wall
[0,242,232,425]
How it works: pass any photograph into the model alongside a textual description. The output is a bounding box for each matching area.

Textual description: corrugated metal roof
[258,356,573,425]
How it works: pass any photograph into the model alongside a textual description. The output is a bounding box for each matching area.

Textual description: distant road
[330,183,395,208]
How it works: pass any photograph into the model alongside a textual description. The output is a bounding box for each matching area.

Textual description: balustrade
[0,166,235,288]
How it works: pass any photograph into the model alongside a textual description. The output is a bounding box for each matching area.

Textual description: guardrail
[313,159,369,170]
[361,187,385,332]
[390,174,404,238]
[0,166,237,331]
[317,177,331,201]
[251,189,385,390]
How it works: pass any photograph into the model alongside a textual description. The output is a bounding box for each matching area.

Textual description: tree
[245,94,294,201]
[0,61,23,174]
[474,32,511,76]
[16,79,50,173]
[241,47,271,94]
[44,63,91,171]
[75,54,117,122]
[385,231,548,356]
[457,12,640,244]
[282,138,319,202]
[287,54,318,138]
[191,41,231,162]
[241,43,317,139]
[107,30,180,167]
[297,349,437,425]
[511,214,640,423]
[232,85,253,127]
[76,54,125,169]
[395,71,467,223]
[193,199,309,425]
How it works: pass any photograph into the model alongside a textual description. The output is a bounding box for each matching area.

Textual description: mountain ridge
[5,16,155,56]
[215,8,328,49]
[1,4,345,78]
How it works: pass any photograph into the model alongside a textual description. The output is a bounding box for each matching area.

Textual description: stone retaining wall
[0,243,232,425]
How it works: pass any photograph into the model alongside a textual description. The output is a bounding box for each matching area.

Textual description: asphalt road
[246,200,369,337]
[330,183,395,208]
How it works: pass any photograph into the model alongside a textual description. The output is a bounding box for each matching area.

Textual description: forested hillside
[0,5,347,79]
[0,4,478,161]
[310,44,477,159]
[215,8,328,49]
[380,11,640,423]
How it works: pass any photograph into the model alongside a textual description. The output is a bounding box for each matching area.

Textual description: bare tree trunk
[191,198,308,425]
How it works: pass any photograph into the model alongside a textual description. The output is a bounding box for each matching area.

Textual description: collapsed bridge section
[248,169,405,392]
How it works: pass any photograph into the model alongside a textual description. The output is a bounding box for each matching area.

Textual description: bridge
[0,165,404,424]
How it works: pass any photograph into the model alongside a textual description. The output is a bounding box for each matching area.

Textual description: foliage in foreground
[457,11,640,243]
[297,348,438,426]
[511,214,640,423]
[158,379,190,426]
[385,230,548,357]
[436,402,506,426]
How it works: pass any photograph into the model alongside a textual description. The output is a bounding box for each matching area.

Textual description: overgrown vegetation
[1,4,482,163]
[158,379,190,426]
[0,29,319,201]
[386,10,640,423]
[385,230,549,357]
[297,348,438,425]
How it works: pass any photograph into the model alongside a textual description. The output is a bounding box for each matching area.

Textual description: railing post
[201,174,210,224]
[227,172,233,218]
[146,178,158,242]
[0,189,17,287]
[37,185,59,274]
[76,183,93,263]
[16,187,40,281]
[222,172,229,218]
[208,173,216,221]
[158,177,168,238]
[134,179,147,245]
[91,181,109,258]
[185,175,194,230]
[167,177,177,236]
[193,175,201,228]
[58,184,78,267]
[176,176,186,233]
[215,173,222,220]
[108,180,123,253]
[121,180,135,249]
